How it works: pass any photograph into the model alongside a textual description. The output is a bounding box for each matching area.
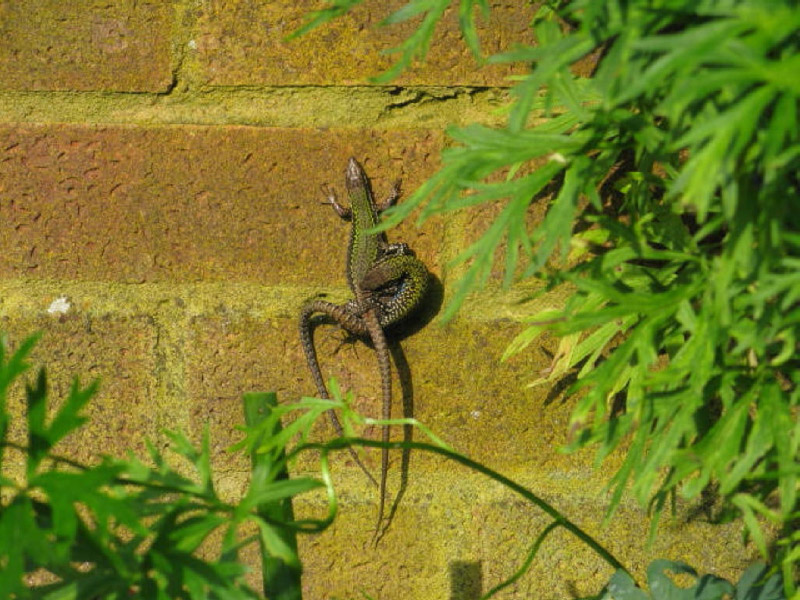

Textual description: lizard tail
[299,300,378,488]
[363,308,392,546]
[299,302,328,398]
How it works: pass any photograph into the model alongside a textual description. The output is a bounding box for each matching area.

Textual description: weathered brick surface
[183,315,298,476]
[402,320,589,472]
[183,311,423,478]
[292,477,758,600]
[182,307,762,597]
[0,0,173,92]
[0,124,443,285]
[195,0,534,87]
[296,497,455,599]
[182,311,596,477]
[0,2,765,598]
[1,312,160,464]
[470,497,757,599]
[180,298,629,588]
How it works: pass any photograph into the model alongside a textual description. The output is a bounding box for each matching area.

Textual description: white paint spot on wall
[47,296,71,315]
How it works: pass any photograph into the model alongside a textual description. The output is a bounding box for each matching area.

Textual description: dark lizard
[299,157,429,541]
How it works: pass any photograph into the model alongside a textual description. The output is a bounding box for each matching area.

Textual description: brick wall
[0,2,758,598]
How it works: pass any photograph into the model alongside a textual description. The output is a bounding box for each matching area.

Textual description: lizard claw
[377,178,403,212]
[320,183,351,219]
[331,330,360,358]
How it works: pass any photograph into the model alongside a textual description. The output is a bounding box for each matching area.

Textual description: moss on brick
[0,0,173,92]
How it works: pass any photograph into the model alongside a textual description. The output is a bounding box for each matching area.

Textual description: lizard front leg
[320,183,352,220]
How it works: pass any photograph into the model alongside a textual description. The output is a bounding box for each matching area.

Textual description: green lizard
[299,157,429,541]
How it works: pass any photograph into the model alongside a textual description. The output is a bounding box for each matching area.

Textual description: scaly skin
[299,157,429,541]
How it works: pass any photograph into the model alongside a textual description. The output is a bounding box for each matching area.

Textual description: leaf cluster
[289,0,490,83]
[1,331,789,598]
[602,560,783,600]
[0,335,320,599]
[291,0,800,594]
[0,335,456,600]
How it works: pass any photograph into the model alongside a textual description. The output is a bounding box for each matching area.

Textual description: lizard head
[345,157,370,196]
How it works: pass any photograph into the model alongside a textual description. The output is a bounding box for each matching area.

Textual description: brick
[184,315,294,475]
[183,310,605,487]
[0,124,443,285]
[0,0,173,92]
[291,474,758,600]
[184,313,401,478]
[194,0,534,87]
[296,496,453,599]
[470,497,758,599]
[402,319,603,474]
[1,312,160,465]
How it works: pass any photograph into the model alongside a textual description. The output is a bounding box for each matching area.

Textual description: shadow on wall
[450,560,483,600]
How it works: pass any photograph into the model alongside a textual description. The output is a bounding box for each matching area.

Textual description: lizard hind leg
[329,300,363,358]
[330,329,361,359]
[360,254,430,327]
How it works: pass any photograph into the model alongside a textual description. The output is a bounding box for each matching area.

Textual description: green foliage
[1,333,636,599]
[243,393,302,600]
[0,334,320,599]
[292,0,800,595]
[601,560,784,600]
[289,0,490,82]
[239,381,633,599]
[286,0,364,41]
